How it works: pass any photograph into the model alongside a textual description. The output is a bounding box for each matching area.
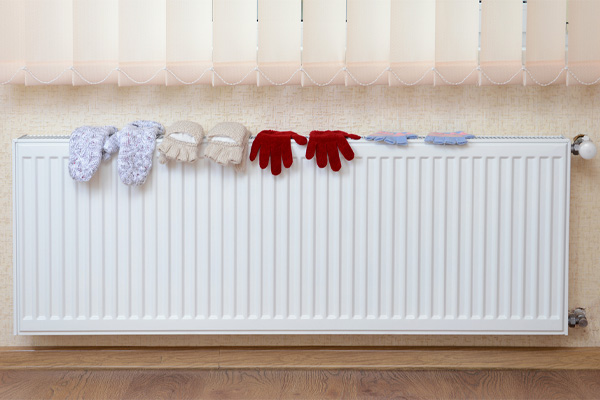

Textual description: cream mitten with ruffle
[158,121,204,164]
[204,122,251,172]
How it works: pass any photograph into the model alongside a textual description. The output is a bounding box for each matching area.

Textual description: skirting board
[0,347,599,370]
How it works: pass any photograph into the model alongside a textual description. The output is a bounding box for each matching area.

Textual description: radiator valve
[568,308,588,328]
[572,135,597,159]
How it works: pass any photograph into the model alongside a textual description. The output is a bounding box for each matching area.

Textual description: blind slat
[258,0,301,86]
[480,0,523,85]
[0,0,25,84]
[213,0,257,86]
[346,0,390,86]
[25,0,73,85]
[389,0,435,86]
[567,0,600,85]
[434,0,479,85]
[74,0,118,85]
[118,0,166,86]
[525,0,567,85]
[166,0,213,86]
[301,0,346,86]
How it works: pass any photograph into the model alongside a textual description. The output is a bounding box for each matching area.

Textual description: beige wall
[0,84,598,347]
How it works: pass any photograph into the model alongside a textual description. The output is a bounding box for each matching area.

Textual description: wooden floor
[1,369,600,399]
[1,347,600,399]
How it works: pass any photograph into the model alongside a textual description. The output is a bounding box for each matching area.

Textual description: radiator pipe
[568,308,588,328]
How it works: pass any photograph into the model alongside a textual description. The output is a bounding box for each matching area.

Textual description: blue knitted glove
[425,131,475,145]
[365,131,417,145]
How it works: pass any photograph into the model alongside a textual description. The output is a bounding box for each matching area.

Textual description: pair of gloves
[365,131,475,145]
[69,121,164,185]
[158,121,251,172]
[250,130,361,175]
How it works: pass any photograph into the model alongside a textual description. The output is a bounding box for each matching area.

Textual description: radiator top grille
[17,134,568,141]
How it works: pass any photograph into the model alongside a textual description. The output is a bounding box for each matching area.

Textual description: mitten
[204,122,251,172]
[103,120,165,186]
[69,125,118,182]
[425,131,475,145]
[249,130,308,175]
[305,130,361,172]
[158,121,204,164]
[365,131,417,145]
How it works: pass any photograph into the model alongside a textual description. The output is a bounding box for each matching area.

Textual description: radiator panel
[13,138,570,334]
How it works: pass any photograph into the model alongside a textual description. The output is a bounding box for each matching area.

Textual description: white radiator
[13,136,571,335]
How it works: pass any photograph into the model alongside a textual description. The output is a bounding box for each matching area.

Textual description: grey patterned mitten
[69,125,118,182]
[103,120,165,186]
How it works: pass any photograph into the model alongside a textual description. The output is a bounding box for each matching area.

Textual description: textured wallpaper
[0,84,598,347]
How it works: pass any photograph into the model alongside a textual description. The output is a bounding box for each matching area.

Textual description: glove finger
[316,143,328,168]
[337,136,356,161]
[344,132,362,141]
[434,136,445,145]
[259,143,270,169]
[282,141,293,169]
[271,144,283,175]
[327,142,342,172]
[456,137,467,145]
[383,137,395,145]
[291,132,308,145]
[396,136,408,145]
[407,133,418,139]
[365,136,375,141]
[249,136,263,161]
[306,138,316,160]
[374,136,385,142]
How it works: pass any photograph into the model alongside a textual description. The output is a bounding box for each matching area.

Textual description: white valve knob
[573,135,597,160]
[578,137,597,160]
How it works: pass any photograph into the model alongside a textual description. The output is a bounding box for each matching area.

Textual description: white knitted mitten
[158,121,204,164]
[69,125,118,182]
[103,120,165,185]
[204,122,251,172]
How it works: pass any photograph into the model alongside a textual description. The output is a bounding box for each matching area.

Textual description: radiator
[13,136,571,335]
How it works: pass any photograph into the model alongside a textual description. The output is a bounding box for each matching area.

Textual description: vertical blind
[480,0,523,85]
[0,0,597,86]
[525,0,567,85]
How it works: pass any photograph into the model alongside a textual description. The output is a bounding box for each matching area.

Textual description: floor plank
[218,347,600,370]
[2,347,600,370]
[0,348,220,370]
[1,369,599,400]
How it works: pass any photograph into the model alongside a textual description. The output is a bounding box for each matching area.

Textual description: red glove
[305,130,361,172]
[249,130,308,175]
